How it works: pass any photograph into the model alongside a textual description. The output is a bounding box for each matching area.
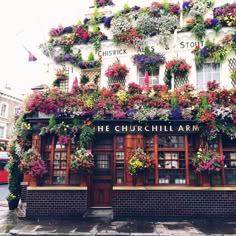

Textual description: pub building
[17,1,236,218]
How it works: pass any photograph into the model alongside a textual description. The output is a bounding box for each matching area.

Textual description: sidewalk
[1,202,236,235]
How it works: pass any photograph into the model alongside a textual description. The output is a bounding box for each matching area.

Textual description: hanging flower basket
[128,148,155,176]
[105,61,129,88]
[192,147,225,175]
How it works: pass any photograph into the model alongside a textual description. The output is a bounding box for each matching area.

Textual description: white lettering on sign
[95,124,200,133]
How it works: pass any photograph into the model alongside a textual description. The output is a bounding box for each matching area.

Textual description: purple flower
[211,18,219,27]
[200,47,210,58]
[64,54,77,64]
[171,107,182,120]
[62,26,73,34]
[183,1,191,10]
[127,108,136,117]
[104,16,112,28]
[83,18,89,24]
[132,53,166,66]
[132,5,140,11]
[232,35,236,42]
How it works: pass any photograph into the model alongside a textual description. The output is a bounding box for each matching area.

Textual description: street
[0,184,9,202]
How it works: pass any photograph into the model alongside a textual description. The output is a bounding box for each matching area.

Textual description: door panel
[91,153,112,207]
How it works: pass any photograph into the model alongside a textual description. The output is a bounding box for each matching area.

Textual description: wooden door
[90,153,112,207]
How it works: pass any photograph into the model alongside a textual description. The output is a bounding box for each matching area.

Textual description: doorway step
[83,207,113,219]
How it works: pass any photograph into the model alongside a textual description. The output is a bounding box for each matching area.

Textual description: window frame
[137,67,159,86]
[0,102,8,118]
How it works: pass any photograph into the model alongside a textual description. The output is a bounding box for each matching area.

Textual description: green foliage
[123,3,130,12]
[164,70,172,89]
[80,75,90,85]
[88,52,95,62]
[7,160,23,199]
[191,23,206,41]
[171,95,178,108]
[212,47,227,63]
[52,79,60,87]
[92,25,99,33]
[94,74,100,85]
[79,125,95,148]
[163,0,170,15]
[93,6,99,19]
[60,44,73,54]
[201,96,209,110]
[144,46,151,56]
[73,117,80,126]
[49,115,56,128]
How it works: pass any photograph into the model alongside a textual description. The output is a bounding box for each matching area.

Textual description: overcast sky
[0,0,233,96]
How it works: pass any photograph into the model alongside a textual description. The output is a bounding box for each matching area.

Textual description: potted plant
[105,60,129,88]
[6,193,20,210]
[192,147,225,186]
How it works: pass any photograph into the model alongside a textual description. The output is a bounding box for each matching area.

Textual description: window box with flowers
[164,58,192,89]
[19,148,48,186]
[192,39,227,68]
[105,61,129,88]
[128,148,155,185]
[192,147,225,186]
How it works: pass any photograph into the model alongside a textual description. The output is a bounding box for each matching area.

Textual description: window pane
[94,135,113,149]
[158,136,184,148]
[138,67,159,86]
[0,104,7,117]
[196,63,220,91]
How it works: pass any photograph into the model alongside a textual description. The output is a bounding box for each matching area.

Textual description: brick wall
[113,190,236,218]
[20,183,28,203]
[26,190,87,217]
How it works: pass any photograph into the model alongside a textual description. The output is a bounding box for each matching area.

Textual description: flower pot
[8,198,19,210]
